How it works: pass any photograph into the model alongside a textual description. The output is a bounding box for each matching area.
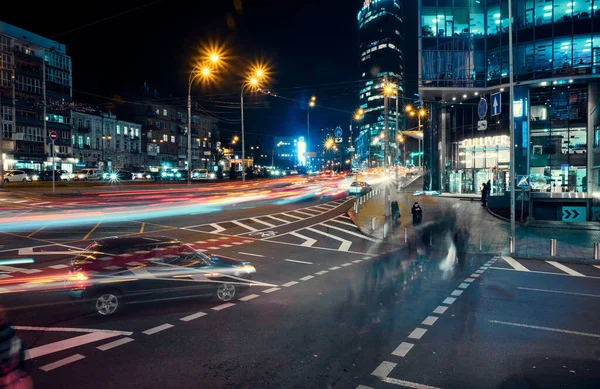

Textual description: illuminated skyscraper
[355,0,405,167]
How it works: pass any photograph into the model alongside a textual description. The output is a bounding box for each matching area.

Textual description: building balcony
[74,126,91,133]
[15,117,43,127]
[13,48,43,64]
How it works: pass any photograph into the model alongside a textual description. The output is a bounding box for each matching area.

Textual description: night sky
[3,0,417,147]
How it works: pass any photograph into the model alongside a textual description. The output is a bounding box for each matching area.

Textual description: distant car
[192,168,215,180]
[102,170,134,181]
[73,168,104,181]
[36,170,64,181]
[2,170,32,183]
[348,181,372,195]
[319,185,348,201]
[320,170,335,179]
[132,171,153,180]
[284,169,298,176]
[66,236,256,316]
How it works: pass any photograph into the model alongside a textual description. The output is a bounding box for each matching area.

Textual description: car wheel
[93,290,121,316]
[22,178,26,182]
[216,283,237,302]
[3,179,8,183]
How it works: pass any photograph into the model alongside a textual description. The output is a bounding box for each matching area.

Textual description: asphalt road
[1,183,599,389]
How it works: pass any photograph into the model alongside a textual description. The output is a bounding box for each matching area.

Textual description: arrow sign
[491,92,501,116]
[561,206,586,222]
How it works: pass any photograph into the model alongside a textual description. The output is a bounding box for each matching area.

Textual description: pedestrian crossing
[264,214,381,253]
[492,256,600,278]
[181,199,351,237]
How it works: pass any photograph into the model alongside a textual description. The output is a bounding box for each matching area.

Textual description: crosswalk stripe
[320,223,380,242]
[306,227,352,251]
[292,210,318,217]
[250,218,275,228]
[330,219,358,228]
[232,220,258,232]
[546,261,585,277]
[281,212,303,220]
[501,256,529,271]
[266,215,291,224]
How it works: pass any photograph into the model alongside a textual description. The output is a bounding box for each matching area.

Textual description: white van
[73,168,104,181]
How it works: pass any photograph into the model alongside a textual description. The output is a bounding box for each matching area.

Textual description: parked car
[2,170,32,183]
[192,168,215,180]
[35,170,64,181]
[66,236,256,316]
[73,168,104,181]
[348,181,372,195]
[102,170,134,181]
[132,171,153,180]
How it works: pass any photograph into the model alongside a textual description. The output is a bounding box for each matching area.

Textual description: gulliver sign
[461,135,509,149]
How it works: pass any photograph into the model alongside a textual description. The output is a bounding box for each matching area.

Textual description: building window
[135,128,139,137]
[124,126,128,136]
[86,137,91,146]
[171,135,175,143]
[116,125,120,135]
[163,109,168,116]
[163,134,168,142]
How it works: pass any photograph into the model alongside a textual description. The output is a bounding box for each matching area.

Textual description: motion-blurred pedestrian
[411,202,423,226]
[0,306,32,389]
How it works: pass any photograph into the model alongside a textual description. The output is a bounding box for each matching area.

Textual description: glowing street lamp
[307,96,316,155]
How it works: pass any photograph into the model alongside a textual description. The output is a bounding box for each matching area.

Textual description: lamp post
[187,55,218,186]
[383,80,394,219]
[308,96,316,162]
[240,66,266,183]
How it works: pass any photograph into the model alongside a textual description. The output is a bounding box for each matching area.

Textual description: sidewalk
[349,188,600,263]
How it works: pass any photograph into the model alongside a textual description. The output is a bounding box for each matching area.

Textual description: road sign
[562,206,586,222]
[334,137,343,143]
[352,159,359,167]
[477,98,487,120]
[306,152,317,157]
[347,147,355,152]
[516,175,530,189]
[491,92,501,116]
[334,127,343,137]
[477,120,487,131]
[49,131,58,141]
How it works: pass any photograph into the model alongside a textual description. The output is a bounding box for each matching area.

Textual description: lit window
[171,135,175,143]
[124,126,128,135]
[163,134,168,142]
[116,125,120,135]
[163,109,168,116]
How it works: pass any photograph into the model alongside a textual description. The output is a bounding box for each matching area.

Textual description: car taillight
[68,271,89,282]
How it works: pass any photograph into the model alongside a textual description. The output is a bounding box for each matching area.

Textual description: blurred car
[102,170,134,181]
[320,170,336,179]
[73,168,104,181]
[133,170,153,180]
[348,181,372,195]
[284,169,298,176]
[60,171,74,181]
[2,170,32,183]
[66,236,256,316]
[35,170,64,181]
[192,168,215,180]
[318,185,348,201]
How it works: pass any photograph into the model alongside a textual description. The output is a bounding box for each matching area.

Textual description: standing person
[0,306,31,389]
[481,181,490,207]
[411,202,423,226]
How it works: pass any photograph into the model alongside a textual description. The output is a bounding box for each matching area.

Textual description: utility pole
[508,0,516,251]
[0,90,4,188]
[383,76,390,218]
[395,87,399,192]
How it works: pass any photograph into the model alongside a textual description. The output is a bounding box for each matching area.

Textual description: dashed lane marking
[352,259,363,263]
[451,289,463,296]
[212,303,235,311]
[238,252,264,258]
[282,281,299,287]
[299,275,314,281]
[391,342,414,357]
[442,297,456,305]
[315,270,328,275]
[341,262,352,267]
[433,306,448,314]
[421,316,439,326]
[239,294,260,301]
[329,266,341,270]
[97,337,134,351]
[40,354,85,372]
[262,287,280,294]
[179,312,208,322]
[465,277,475,283]
[546,261,585,277]
[284,259,313,265]
[142,324,173,335]
[458,283,470,289]
[26,332,119,360]
[408,328,427,340]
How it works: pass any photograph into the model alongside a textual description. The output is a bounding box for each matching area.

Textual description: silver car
[2,170,31,183]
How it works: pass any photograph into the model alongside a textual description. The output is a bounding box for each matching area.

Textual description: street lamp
[187,48,222,185]
[241,62,269,182]
[307,96,316,160]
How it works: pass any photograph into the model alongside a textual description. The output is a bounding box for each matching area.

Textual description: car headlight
[161,172,167,177]
[32,175,39,181]
[176,173,181,178]
[243,265,256,274]
[209,173,215,179]
[110,173,117,180]
[102,173,109,179]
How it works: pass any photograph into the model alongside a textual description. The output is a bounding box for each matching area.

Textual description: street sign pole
[508,0,516,250]
[51,139,55,194]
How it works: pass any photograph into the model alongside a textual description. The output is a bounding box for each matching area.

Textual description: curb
[347,209,378,239]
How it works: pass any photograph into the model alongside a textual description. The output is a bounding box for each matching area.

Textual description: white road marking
[266,215,291,224]
[371,361,396,378]
[465,278,475,283]
[26,332,118,360]
[329,266,341,270]
[142,324,173,335]
[282,212,303,220]
[501,256,529,271]
[315,270,329,275]
[306,227,352,251]
[232,220,258,232]
[352,259,363,263]
[282,281,299,287]
[97,337,134,351]
[339,215,352,220]
[391,342,414,357]
[320,222,380,242]
[129,267,155,278]
[251,218,276,228]
[0,266,41,274]
[40,354,85,372]
[356,385,375,389]
[299,275,314,281]
[433,306,448,315]
[311,205,333,211]
[422,316,438,326]
[517,287,600,298]
[470,273,480,278]
[475,269,484,274]
[239,294,260,301]
[451,290,463,296]
[291,210,318,217]
[220,244,233,248]
[48,264,68,269]
[382,377,442,389]
[212,303,235,311]
[262,287,280,293]
[209,223,226,233]
[289,232,317,247]
[238,252,264,258]
[284,259,313,265]
[195,241,207,244]
[488,266,600,280]
[489,320,600,338]
[341,262,352,267]
[330,219,358,228]
[362,256,371,260]
[408,328,427,340]
[458,283,470,289]
[207,239,220,242]
[443,297,456,304]
[546,261,585,277]
[218,237,229,240]
[594,265,600,271]
[13,326,132,336]
[179,312,208,322]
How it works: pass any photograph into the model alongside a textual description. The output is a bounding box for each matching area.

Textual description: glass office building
[355,0,405,167]
[419,0,600,221]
